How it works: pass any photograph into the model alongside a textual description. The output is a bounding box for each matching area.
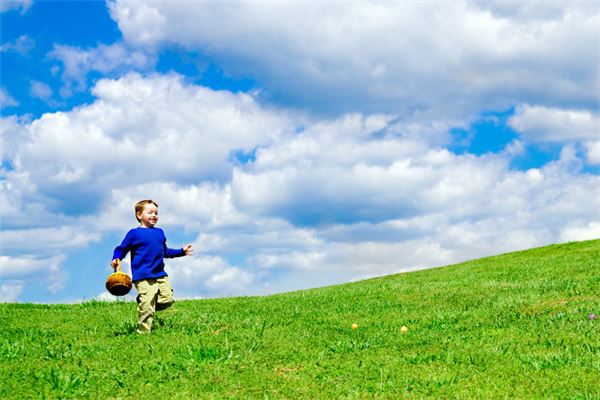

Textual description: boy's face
[137,203,158,228]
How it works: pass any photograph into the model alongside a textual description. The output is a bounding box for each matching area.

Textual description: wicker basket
[105,260,132,296]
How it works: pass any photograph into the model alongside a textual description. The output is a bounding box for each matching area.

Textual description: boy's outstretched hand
[183,244,193,256]
[111,259,120,271]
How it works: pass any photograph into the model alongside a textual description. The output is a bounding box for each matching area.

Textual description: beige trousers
[134,277,174,332]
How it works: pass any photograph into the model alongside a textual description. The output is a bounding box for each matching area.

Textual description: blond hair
[134,199,158,222]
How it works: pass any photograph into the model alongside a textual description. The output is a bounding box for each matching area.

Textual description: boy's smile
[137,203,159,228]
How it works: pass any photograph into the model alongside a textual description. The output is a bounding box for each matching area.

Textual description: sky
[1,0,599,303]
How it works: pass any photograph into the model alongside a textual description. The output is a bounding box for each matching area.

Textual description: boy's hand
[111,259,120,271]
[183,244,193,256]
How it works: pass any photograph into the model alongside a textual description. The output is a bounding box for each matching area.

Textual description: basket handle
[113,259,122,273]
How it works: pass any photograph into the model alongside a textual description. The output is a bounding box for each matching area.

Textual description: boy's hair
[134,199,158,222]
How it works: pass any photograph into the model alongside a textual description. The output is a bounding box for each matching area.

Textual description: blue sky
[1,1,599,303]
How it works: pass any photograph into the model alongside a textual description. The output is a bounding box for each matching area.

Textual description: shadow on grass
[154,315,176,330]
[111,315,176,336]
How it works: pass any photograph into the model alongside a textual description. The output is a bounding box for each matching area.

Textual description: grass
[2,239,600,398]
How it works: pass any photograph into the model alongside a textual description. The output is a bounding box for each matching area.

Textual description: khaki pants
[134,277,174,332]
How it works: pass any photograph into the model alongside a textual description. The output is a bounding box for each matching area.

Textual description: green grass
[2,240,600,399]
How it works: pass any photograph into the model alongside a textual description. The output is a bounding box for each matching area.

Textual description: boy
[112,199,193,333]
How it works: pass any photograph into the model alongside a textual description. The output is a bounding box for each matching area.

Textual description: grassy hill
[2,240,600,399]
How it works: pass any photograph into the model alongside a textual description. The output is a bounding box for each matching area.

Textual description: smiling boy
[112,199,193,333]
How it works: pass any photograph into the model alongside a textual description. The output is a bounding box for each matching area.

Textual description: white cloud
[509,105,600,142]
[48,43,154,97]
[0,0,31,14]
[585,141,600,165]
[0,282,23,303]
[467,0,597,22]
[4,71,600,302]
[1,115,27,162]
[231,115,512,225]
[4,73,293,219]
[188,136,600,292]
[167,255,254,297]
[87,181,248,232]
[108,0,166,47]
[0,227,100,254]
[251,251,326,271]
[1,73,294,300]
[0,256,51,279]
[30,80,53,100]
[560,222,600,243]
[0,255,67,299]
[0,170,55,230]
[0,88,18,108]
[0,35,34,55]
[108,1,599,117]
[217,110,600,290]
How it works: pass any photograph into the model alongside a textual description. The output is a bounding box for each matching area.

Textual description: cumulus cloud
[6,72,293,218]
[509,105,600,142]
[0,227,100,254]
[3,0,599,304]
[0,72,296,300]
[272,167,597,285]
[87,180,248,232]
[108,1,599,116]
[0,227,83,301]
[223,115,600,288]
[0,255,67,295]
[168,120,599,293]
[231,115,509,225]
[559,222,600,243]
[467,0,597,22]
[48,43,154,97]
[1,115,28,161]
[0,282,24,303]
[4,68,600,301]
[167,255,254,297]
[508,105,600,164]
[585,141,600,165]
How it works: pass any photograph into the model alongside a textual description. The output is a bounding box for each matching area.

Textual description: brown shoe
[156,300,174,311]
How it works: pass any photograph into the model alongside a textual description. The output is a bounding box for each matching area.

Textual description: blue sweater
[113,227,185,282]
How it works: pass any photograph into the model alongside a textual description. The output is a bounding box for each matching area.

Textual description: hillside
[1,240,600,398]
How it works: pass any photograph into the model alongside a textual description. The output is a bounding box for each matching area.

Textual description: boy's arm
[112,230,133,265]
[164,243,193,258]
[163,230,193,258]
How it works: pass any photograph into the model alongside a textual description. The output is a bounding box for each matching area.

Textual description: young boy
[112,199,193,333]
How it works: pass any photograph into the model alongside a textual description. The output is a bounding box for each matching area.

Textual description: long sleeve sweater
[113,227,185,282]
